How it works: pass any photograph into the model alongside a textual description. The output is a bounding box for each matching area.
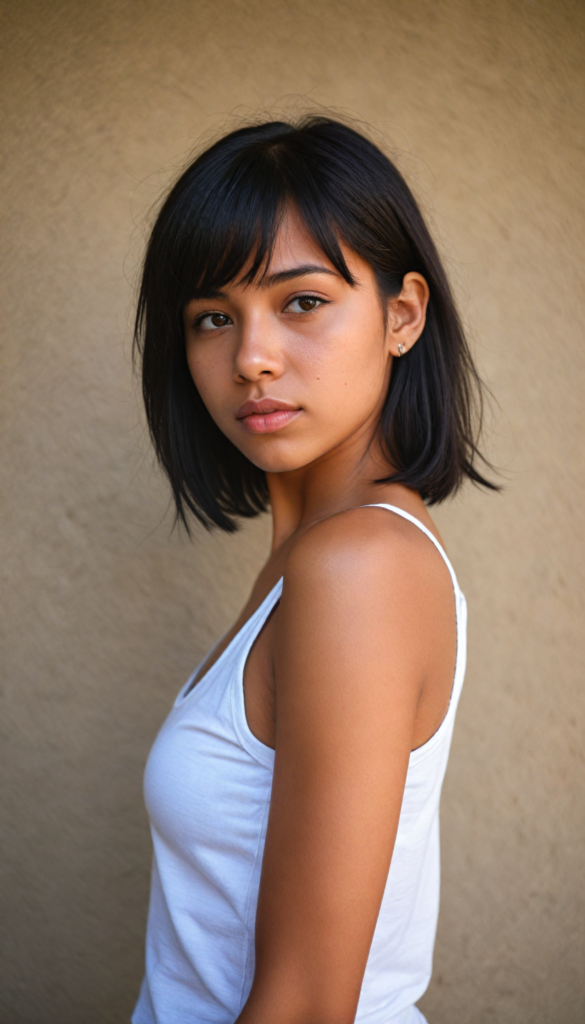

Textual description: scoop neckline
[176,576,284,705]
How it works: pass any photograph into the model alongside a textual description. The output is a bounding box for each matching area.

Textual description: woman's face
[184,211,423,476]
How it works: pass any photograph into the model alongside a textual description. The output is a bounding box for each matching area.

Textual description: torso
[133,497,467,1024]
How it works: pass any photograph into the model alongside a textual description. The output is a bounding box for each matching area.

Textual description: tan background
[1,0,584,1021]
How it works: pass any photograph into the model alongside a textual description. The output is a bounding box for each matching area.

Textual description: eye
[285,295,327,314]
[195,311,233,331]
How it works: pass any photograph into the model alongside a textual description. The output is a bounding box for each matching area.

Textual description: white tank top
[132,505,467,1024]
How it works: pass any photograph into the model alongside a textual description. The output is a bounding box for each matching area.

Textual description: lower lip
[239,409,301,434]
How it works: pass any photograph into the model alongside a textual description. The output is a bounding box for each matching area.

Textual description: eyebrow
[187,264,338,304]
[263,264,338,286]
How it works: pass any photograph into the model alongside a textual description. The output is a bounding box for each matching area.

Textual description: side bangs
[171,136,355,305]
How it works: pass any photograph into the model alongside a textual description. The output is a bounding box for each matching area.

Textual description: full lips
[239,409,302,434]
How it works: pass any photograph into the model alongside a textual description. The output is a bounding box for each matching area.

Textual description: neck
[266,418,393,553]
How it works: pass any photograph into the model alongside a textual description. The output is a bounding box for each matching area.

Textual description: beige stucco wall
[1,1,584,1021]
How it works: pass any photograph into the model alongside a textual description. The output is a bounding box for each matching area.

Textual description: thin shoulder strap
[363,503,461,596]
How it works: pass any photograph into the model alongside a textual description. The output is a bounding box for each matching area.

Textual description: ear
[386,273,430,358]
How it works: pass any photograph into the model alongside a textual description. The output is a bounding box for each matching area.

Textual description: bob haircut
[135,116,496,532]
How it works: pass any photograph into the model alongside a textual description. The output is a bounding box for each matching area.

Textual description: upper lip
[235,398,300,419]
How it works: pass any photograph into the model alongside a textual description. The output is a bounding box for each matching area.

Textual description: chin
[242,444,317,475]
[248,455,309,474]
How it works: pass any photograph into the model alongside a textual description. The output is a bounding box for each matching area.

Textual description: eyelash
[285,293,329,314]
[194,312,232,331]
[193,294,329,331]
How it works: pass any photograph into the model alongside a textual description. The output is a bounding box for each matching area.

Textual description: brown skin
[183,211,457,1024]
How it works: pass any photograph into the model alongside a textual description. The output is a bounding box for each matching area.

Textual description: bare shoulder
[276,505,457,750]
[284,504,452,601]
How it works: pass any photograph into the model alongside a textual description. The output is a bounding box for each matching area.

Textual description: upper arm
[238,509,453,1024]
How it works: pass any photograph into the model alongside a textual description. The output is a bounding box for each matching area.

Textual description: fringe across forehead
[160,127,361,307]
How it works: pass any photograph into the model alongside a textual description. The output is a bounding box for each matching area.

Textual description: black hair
[135,115,496,532]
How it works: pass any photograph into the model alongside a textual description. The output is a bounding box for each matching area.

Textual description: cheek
[186,344,231,412]
[296,314,388,412]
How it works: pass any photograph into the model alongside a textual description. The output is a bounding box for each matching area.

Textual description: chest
[144,663,274,856]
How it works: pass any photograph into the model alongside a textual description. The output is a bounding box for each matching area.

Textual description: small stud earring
[397,342,405,357]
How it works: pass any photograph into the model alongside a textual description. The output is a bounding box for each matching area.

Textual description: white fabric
[132,505,467,1024]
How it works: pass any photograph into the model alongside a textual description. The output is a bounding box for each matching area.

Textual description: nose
[233,312,284,383]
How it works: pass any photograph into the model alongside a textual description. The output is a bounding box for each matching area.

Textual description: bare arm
[236,508,455,1024]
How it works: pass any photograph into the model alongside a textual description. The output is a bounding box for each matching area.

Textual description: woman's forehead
[183,202,356,301]
[239,213,339,285]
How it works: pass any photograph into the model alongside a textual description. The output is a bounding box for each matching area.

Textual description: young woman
[132,116,494,1024]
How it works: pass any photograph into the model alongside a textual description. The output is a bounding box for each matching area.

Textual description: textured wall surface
[1,1,584,1021]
